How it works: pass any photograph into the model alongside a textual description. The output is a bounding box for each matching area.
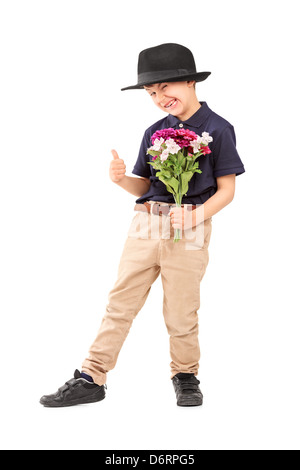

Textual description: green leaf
[160,178,175,195]
[180,171,193,195]
[177,151,185,166]
[180,157,187,169]
[167,177,179,192]
[165,184,175,195]
[167,154,177,165]
[158,174,179,194]
[147,150,161,158]
[188,159,197,171]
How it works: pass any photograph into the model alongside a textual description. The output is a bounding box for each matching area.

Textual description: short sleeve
[213,125,245,178]
[132,131,152,178]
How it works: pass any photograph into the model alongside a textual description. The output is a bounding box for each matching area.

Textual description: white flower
[160,149,170,162]
[190,136,202,153]
[201,132,213,146]
[165,138,181,154]
[190,132,213,153]
[152,137,165,151]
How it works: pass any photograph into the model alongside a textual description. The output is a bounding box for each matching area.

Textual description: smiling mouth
[164,99,177,109]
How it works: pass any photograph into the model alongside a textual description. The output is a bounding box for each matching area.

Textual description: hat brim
[121,71,211,91]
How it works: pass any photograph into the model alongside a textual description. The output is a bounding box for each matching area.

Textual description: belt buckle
[152,203,174,216]
[152,203,160,215]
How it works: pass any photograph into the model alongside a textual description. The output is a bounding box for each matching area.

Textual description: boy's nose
[156,89,165,103]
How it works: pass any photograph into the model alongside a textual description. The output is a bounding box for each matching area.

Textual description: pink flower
[150,128,213,156]
[176,128,198,140]
[151,128,177,144]
[201,145,211,155]
[151,128,199,149]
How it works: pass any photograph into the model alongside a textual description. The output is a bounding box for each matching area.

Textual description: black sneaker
[172,373,203,407]
[40,370,106,408]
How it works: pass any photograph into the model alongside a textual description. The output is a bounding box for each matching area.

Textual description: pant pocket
[184,218,212,251]
[127,212,150,239]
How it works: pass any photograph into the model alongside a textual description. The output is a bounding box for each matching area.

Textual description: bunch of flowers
[147,128,213,242]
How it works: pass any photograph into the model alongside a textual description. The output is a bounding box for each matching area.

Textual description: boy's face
[144,81,197,120]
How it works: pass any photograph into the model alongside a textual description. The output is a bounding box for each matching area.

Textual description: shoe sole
[177,397,203,407]
[40,390,106,408]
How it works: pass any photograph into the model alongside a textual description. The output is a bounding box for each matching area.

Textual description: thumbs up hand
[110,149,126,182]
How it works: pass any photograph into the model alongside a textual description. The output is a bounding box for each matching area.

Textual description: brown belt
[134,202,197,216]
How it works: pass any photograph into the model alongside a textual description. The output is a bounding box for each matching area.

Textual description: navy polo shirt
[132,101,245,205]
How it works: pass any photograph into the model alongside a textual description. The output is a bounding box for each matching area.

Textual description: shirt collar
[165,101,211,128]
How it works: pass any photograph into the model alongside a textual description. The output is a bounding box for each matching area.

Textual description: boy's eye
[150,85,167,97]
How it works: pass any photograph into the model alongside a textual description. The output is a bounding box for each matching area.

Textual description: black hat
[121,43,211,91]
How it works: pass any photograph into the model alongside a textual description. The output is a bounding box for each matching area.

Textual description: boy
[40,43,245,408]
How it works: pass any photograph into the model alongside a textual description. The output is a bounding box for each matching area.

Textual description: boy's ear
[187,80,196,89]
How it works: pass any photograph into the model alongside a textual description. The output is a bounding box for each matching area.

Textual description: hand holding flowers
[169,206,196,231]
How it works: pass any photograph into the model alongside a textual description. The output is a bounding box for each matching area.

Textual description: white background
[0,0,299,451]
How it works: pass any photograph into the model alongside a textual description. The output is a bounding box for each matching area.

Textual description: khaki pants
[82,202,212,386]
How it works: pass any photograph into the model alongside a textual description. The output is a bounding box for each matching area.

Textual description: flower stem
[174,183,182,243]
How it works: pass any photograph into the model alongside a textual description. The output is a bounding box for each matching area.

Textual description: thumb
[111,149,120,160]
